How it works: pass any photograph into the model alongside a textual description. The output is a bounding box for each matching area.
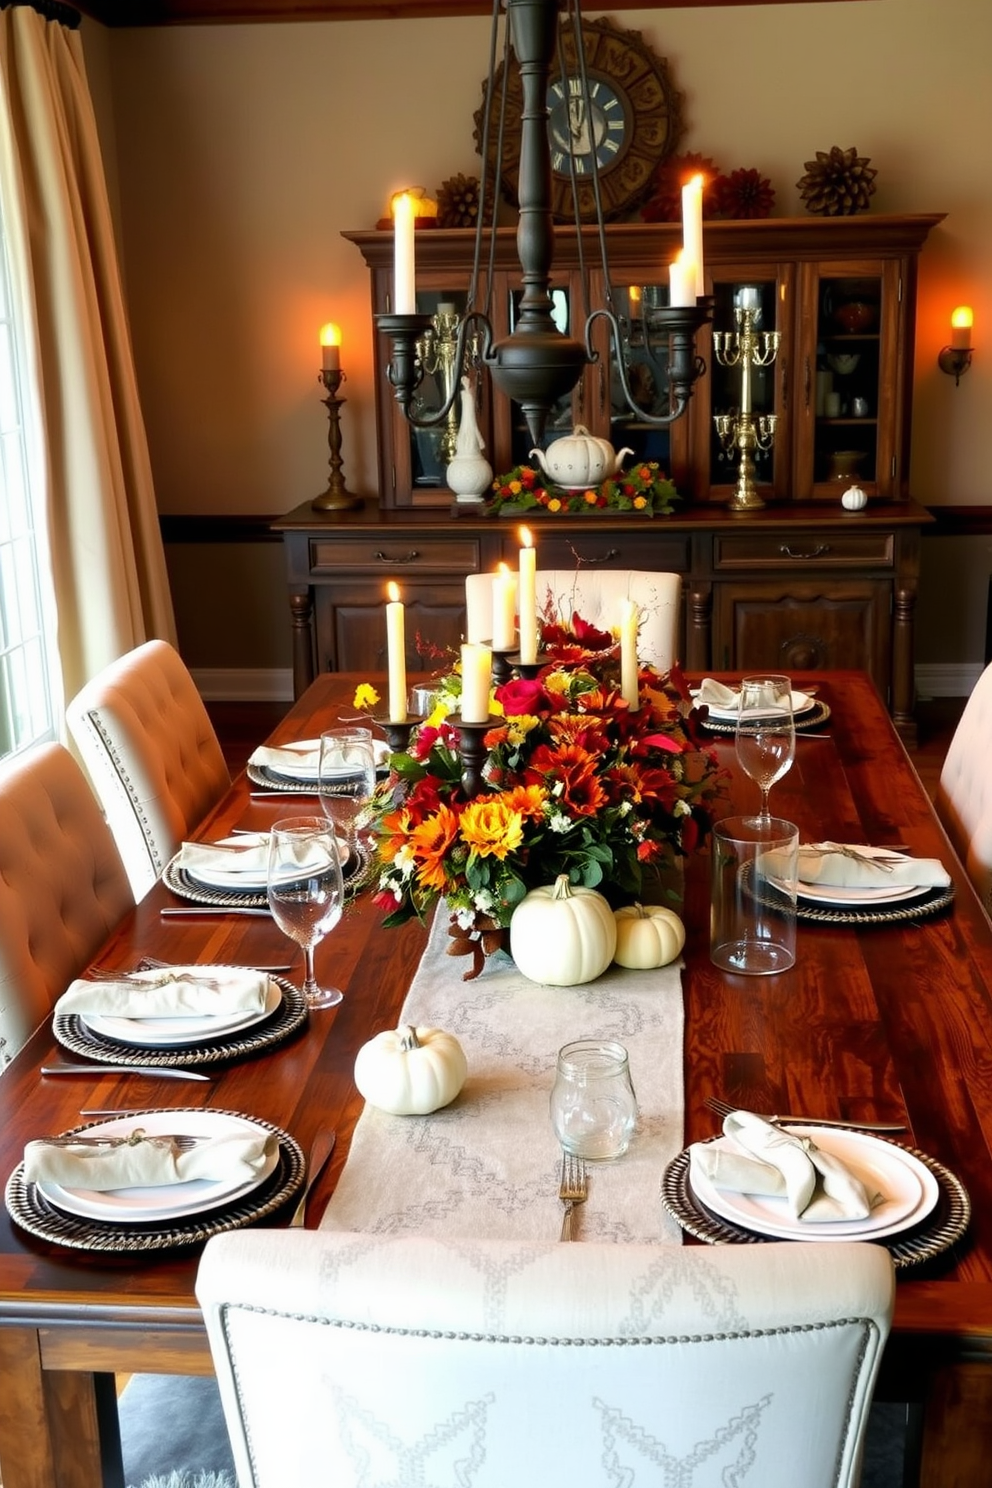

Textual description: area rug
[118,1373,235,1488]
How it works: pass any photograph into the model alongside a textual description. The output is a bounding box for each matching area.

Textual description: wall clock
[473,17,683,223]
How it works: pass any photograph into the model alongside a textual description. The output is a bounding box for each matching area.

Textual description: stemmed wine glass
[734,674,796,823]
[266,816,345,1009]
[318,727,377,855]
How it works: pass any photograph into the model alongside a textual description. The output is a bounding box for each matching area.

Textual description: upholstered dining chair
[465,568,681,671]
[196,1229,894,1488]
[66,639,231,900]
[0,742,133,1069]
[935,660,992,915]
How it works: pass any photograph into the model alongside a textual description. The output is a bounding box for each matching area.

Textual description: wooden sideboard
[272,497,932,739]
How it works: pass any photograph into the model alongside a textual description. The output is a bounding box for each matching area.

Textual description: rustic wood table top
[0,668,989,1488]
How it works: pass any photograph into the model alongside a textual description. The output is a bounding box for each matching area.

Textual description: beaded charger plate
[699,699,832,735]
[5,1109,305,1254]
[52,975,307,1069]
[661,1133,971,1269]
[162,838,376,909]
[742,862,956,927]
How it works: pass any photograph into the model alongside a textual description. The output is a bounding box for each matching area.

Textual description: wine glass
[266,816,345,1010]
[734,674,796,823]
[318,727,377,854]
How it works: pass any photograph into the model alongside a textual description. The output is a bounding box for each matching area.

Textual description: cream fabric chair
[66,640,230,901]
[0,743,133,1069]
[935,661,992,915]
[196,1230,893,1488]
[465,568,681,670]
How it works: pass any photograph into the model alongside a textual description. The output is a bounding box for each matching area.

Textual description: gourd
[509,874,617,985]
[841,484,868,512]
[613,903,685,969]
[354,1024,467,1115]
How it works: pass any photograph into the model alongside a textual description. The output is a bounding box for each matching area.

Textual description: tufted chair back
[66,640,230,901]
[465,569,681,671]
[935,661,992,915]
[197,1230,893,1488]
[0,743,133,1069]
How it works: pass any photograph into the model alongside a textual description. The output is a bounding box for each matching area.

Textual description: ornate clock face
[474,17,683,223]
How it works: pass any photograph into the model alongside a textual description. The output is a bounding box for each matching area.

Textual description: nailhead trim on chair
[83,708,163,876]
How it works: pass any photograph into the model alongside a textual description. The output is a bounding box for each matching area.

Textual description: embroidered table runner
[321,909,684,1245]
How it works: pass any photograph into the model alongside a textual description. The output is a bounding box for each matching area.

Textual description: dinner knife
[41,1064,211,1082]
[160,906,272,918]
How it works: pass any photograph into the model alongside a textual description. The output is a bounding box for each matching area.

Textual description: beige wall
[83,1,992,676]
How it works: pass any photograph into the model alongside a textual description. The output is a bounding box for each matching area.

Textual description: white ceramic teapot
[529,425,633,490]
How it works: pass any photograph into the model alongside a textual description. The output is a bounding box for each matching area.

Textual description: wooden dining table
[0,669,990,1488]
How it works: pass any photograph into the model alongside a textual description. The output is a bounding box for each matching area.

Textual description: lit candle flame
[387,581,401,603]
[519,526,533,549]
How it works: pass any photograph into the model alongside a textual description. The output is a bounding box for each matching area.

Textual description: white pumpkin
[510,874,617,985]
[841,484,868,511]
[613,903,686,969]
[354,1024,467,1116]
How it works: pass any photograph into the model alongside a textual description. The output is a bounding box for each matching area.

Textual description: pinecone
[713,167,775,220]
[640,152,720,223]
[436,173,490,230]
[797,146,877,217]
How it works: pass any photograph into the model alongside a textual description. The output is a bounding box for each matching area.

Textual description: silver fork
[39,1130,203,1150]
[705,1096,906,1133]
[558,1150,587,1241]
[85,967,227,993]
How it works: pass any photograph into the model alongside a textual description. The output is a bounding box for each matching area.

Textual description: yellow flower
[633,494,647,509]
[459,798,524,860]
[353,682,380,710]
[509,479,522,495]
[548,498,562,512]
[584,489,598,505]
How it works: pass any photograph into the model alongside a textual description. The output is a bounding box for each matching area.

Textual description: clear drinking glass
[550,1040,638,1161]
[734,674,796,823]
[266,816,344,1010]
[318,727,377,851]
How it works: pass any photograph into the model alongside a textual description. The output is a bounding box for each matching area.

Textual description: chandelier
[376,0,712,449]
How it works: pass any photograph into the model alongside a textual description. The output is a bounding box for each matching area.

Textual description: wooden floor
[205,694,966,804]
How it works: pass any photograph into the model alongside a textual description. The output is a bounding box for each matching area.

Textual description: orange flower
[459,797,524,860]
[583,489,598,505]
[502,783,547,820]
[407,803,461,889]
[525,742,606,817]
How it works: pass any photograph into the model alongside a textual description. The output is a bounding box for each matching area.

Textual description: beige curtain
[0,2,176,714]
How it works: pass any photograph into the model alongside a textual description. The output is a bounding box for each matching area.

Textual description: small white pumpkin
[613,903,686,970]
[354,1024,467,1116]
[509,874,617,985]
[841,484,868,512]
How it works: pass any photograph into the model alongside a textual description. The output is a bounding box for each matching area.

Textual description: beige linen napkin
[178,835,345,880]
[54,967,270,1019]
[24,1129,277,1190]
[250,739,388,778]
[689,1109,880,1221]
[695,678,740,710]
[798,843,950,891]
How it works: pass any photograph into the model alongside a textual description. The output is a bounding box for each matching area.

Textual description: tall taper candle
[460,643,492,724]
[518,527,538,664]
[682,174,705,301]
[393,192,416,314]
[620,600,640,711]
[491,563,517,651]
[385,582,407,722]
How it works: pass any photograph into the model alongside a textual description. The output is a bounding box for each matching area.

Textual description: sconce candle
[518,527,538,665]
[619,600,640,712]
[951,306,974,351]
[319,322,341,372]
[385,582,407,723]
[491,563,517,651]
[460,643,493,724]
[681,174,705,301]
[393,192,416,315]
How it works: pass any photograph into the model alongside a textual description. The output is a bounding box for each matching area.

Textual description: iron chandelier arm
[378,310,495,429]
[584,300,714,429]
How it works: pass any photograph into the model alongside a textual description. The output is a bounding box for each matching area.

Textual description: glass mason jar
[550,1039,638,1161]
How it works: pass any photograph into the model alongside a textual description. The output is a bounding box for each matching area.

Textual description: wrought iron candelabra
[713,304,781,513]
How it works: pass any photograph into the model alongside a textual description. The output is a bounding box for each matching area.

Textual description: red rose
[496,676,551,716]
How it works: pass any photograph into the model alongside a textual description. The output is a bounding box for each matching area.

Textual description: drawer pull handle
[779,543,830,560]
[374,549,420,564]
[584,547,621,566]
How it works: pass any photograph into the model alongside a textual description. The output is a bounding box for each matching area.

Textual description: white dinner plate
[37,1110,280,1224]
[690,1125,939,1242]
[182,833,349,892]
[794,879,927,908]
[254,737,389,783]
[80,975,281,1048]
[695,690,813,722]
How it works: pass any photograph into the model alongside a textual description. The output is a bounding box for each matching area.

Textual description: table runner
[321,908,684,1244]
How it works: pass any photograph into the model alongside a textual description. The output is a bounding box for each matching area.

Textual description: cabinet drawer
[309,537,482,575]
[714,532,894,570]
[533,533,690,572]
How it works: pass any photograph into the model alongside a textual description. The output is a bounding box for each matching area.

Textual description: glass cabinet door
[810,270,883,493]
[403,286,474,501]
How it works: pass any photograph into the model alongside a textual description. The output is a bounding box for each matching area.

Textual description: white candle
[393,192,416,314]
[491,563,517,652]
[385,582,407,722]
[668,250,693,308]
[738,286,760,313]
[620,600,640,712]
[518,527,538,665]
[682,174,705,301]
[951,305,974,350]
[319,321,341,371]
[460,643,492,724]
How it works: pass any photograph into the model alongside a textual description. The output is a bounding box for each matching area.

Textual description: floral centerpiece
[366,607,726,977]
[487,460,680,517]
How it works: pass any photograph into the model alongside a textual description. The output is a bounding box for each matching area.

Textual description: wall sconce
[937,305,974,385]
[313,322,361,512]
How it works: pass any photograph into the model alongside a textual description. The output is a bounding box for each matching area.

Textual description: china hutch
[274,213,941,739]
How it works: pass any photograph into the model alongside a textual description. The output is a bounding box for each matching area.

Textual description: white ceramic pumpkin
[354,1024,467,1116]
[841,484,868,511]
[509,874,617,985]
[612,902,686,969]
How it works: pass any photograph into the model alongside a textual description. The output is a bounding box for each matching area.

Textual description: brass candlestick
[713,302,780,513]
[416,305,462,466]
[313,367,361,513]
